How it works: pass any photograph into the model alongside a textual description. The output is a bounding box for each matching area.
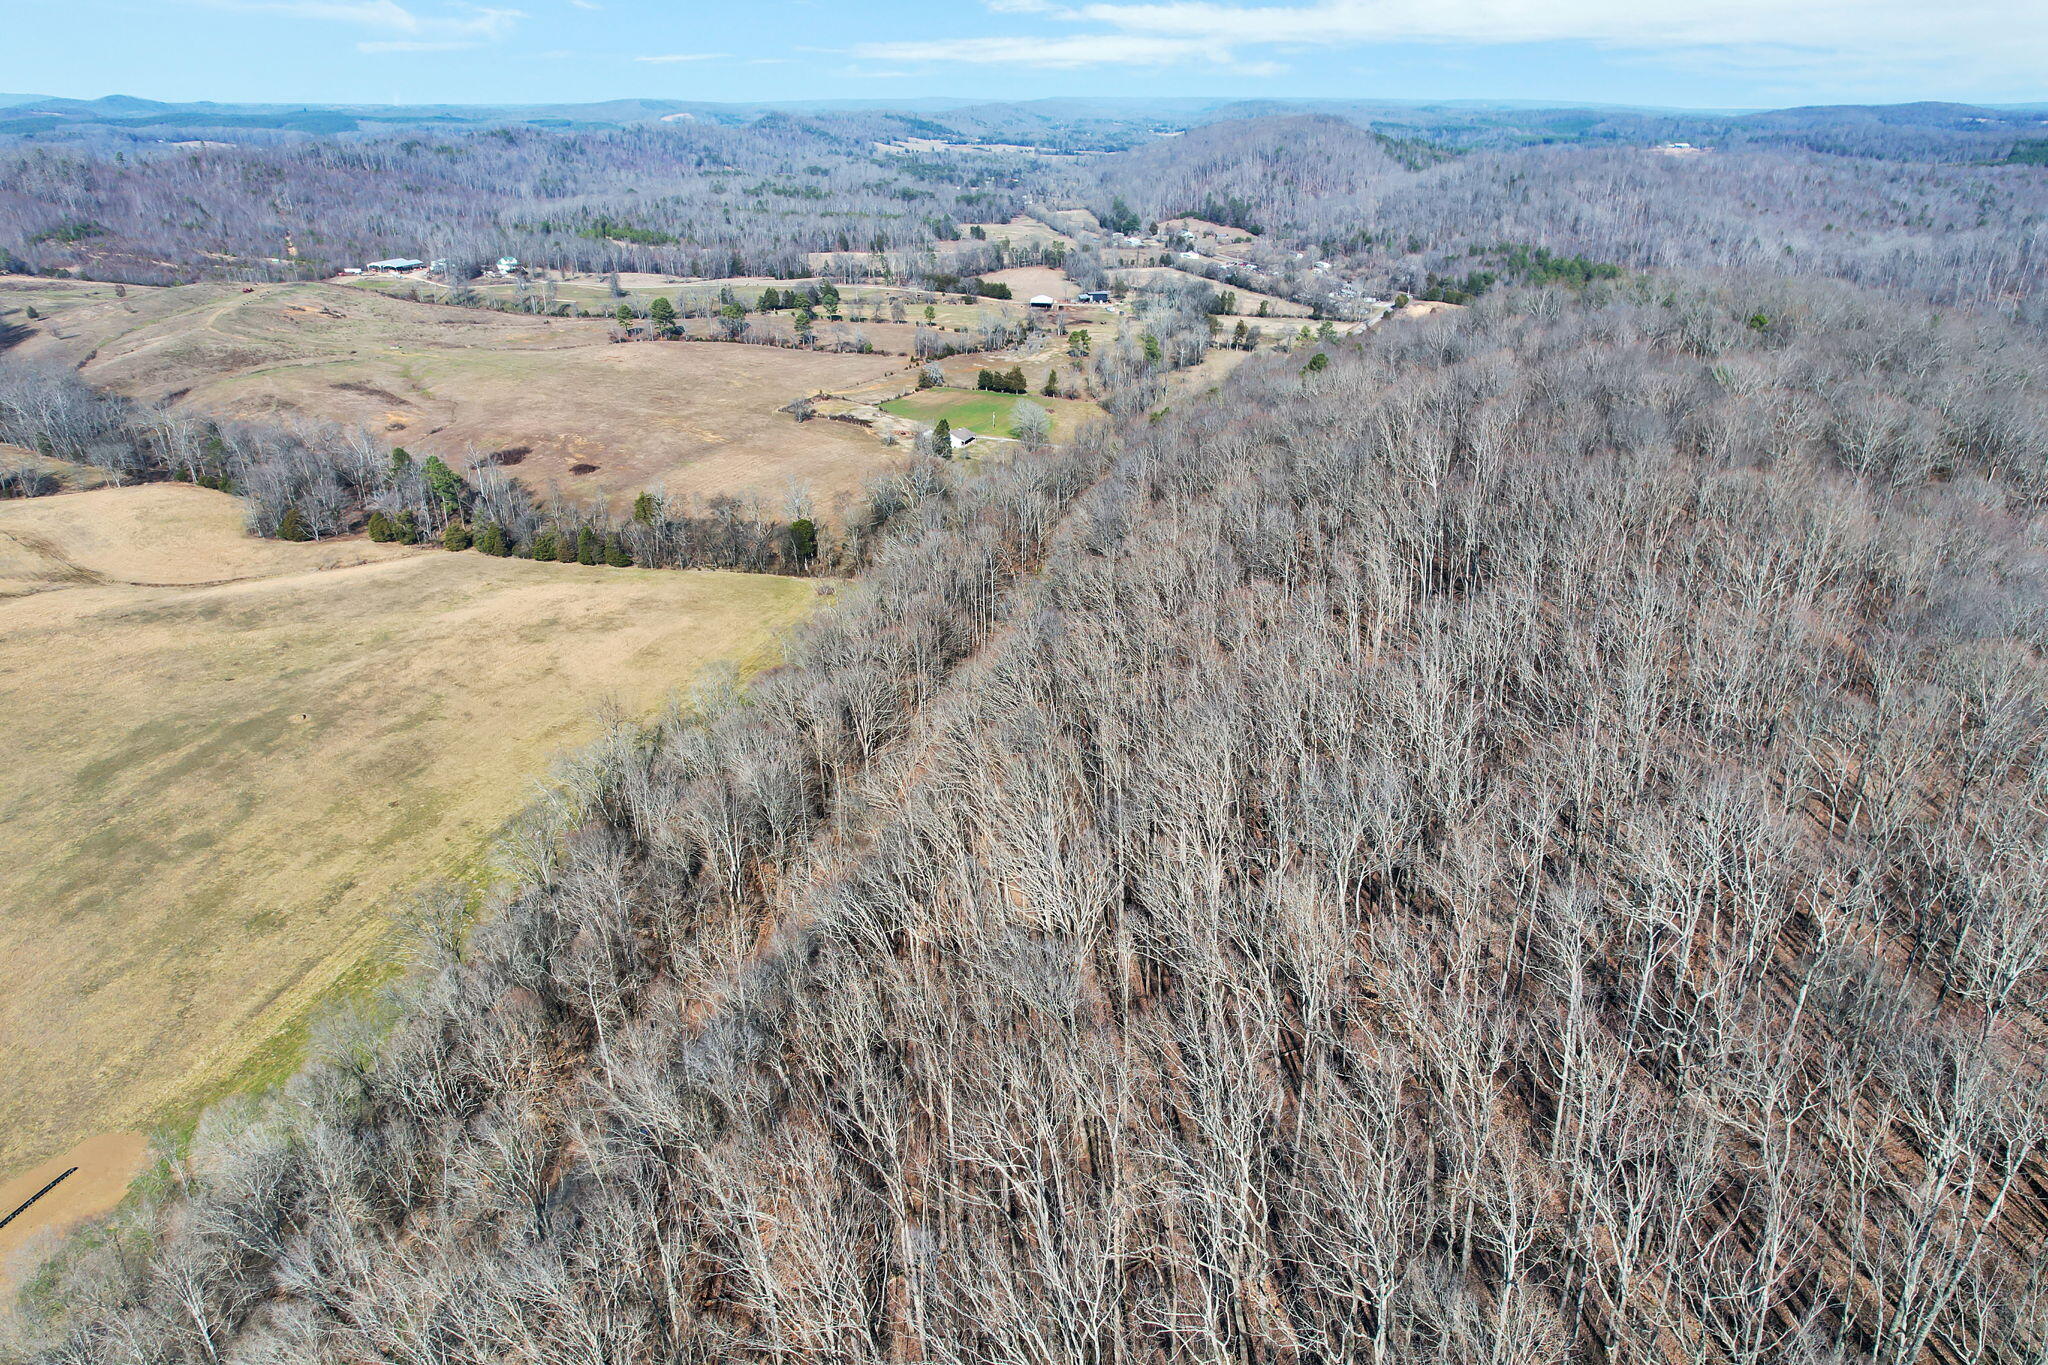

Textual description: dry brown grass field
[0,442,117,495]
[959,217,1079,250]
[981,265,1078,301]
[1109,266,1314,316]
[0,483,820,1194]
[4,278,909,505]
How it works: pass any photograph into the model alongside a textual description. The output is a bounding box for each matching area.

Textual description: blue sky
[10,0,2045,109]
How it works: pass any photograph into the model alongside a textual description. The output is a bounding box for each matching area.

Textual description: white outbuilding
[1028,294,1057,309]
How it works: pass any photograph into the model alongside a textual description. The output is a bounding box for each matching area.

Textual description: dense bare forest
[7,101,2046,312]
[0,119,1031,284]
[10,102,2048,1364]
[1078,118,2048,320]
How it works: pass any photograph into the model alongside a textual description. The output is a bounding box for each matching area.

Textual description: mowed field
[0,483,820,1193]
[879,388,1103,441]
[3,277,909,505]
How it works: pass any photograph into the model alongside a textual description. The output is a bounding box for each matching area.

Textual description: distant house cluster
[355,255,522,277]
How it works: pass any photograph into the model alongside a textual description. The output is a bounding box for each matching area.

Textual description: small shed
[951,428,977,449]
[1077,289,1111,304]
[1028,294,1057,309]
[496,256,521,274]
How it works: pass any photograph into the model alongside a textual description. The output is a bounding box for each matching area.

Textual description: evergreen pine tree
[531,529,557,561]
[789,517,818,565]
[648,295,677,337]
[442,521,472,551]
[818,282,840,315]
[1006,366,1026,394]
[577,528,600,565]
[632,491,658,524]
[931,418,952,458]
[366,511,393,542]
[276,507,310,541]
[605,536,632,568]
[475,522,509,556]
[615,302,634,329]
[421,454,463,517]
[1043,368,1058,396]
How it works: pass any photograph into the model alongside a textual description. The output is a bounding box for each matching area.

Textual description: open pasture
[10,281,910,504]
[0,483,819,1193]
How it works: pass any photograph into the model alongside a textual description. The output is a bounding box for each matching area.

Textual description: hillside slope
[13,278,2048,1363]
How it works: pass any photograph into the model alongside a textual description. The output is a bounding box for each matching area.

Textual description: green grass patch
[880,387,1102,440]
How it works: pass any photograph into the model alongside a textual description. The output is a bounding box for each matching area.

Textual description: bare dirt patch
[0,1133,149,1298]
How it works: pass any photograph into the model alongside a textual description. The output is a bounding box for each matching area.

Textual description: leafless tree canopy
[11,104,2048,1364]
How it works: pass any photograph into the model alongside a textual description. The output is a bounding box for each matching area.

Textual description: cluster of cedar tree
[974,365,1030,393]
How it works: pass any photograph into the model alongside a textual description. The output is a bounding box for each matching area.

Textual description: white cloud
[191,0,524,43]
[851,33,1231,68]
[358,38,476,50]
[849,0,2045,87]
[566,0,600,7]
[1065,0,2048,85]
[633,51,732,63]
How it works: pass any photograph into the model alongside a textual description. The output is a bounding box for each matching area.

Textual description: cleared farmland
[0,483,820,1186]
[4,277,910,504]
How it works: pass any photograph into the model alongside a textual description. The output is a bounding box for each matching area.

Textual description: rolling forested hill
[13,268,2048,1361]
[6,98,2048,1364]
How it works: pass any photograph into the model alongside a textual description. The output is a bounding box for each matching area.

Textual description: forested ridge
[12,263,2048,1362]
[1075,118,2048,320]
